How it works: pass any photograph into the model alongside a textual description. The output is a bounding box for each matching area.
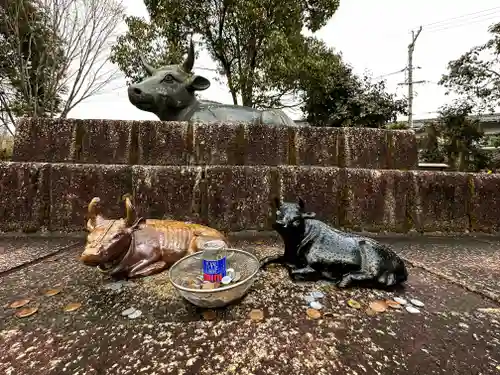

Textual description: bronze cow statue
[80,195,228,279]
[127,39,298,127]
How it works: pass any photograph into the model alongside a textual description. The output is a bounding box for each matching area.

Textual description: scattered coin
[63,302,82,312]
[306,308,321,319]
[304,295,316,304]
[309,301,323,310]
[202,310,217,321]
[405,306,420,314]
[410,299,424,307]
[8,299,30,309]
[128,309,142,319]
[393,297,407,305]
[226,268,235,278]
[121,307,136,316]
[385,300,402,309]
[221,276,232,285]
[365,307,377,316]
[311,291,325,299]
[369,300,388,313]
[44,289,62,297]
[15,307,38,318]
[347,299,361,309]
[202,282,216,290]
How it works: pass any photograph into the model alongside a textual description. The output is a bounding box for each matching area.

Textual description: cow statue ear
[298,196,305,210]
[188,75,210,91]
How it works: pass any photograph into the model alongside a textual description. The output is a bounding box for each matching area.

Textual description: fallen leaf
[385,300,402,309]
[202,310,217,321]
[15,307,38,318]
[249,309,264,321]
[9,299,30,309]
[306,308,321,319]
[44,289,62,297]
[365,307,377,316]
[369,300,388,313]
[347,299,361,309]
[64,302,82,312]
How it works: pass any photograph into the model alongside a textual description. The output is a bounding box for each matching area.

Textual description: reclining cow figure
[127,39,297,127]
[260,197,408,288]
[80,195,228,279]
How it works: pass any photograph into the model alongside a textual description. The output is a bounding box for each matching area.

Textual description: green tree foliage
[0,0,66,133]
[439,22,500,112]
[385,121,409,130]
[420,100,490,172]
[110,0,340,108]
[298,42,408,128]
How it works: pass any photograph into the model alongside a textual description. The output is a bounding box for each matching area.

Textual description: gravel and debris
[1,234,500,374]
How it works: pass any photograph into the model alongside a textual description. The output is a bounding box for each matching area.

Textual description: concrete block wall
[1,117,498,234]
[12,118,418,169]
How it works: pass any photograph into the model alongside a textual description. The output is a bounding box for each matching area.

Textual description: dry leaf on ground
[9,299,30,309]
[347,299,361,309]
[44,289,62,297]
[64,302,82,312]
[369,300,388,313]
[385,300,402,309]
[15,307,38,318]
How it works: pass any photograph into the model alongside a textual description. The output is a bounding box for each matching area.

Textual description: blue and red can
[202,257,227,282]
[201,240,228,282]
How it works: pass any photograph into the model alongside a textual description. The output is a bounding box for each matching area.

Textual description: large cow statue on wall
[127,39,298,127]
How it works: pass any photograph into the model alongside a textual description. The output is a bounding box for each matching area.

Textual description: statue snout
[80,249,103,266]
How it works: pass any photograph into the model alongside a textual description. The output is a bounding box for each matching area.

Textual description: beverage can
[202,240,227,282]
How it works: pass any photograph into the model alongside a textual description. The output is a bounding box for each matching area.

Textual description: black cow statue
[127,39,297,127]
[260,197,408,288]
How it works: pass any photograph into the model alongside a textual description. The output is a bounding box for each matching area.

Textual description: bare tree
[0,0,124,132]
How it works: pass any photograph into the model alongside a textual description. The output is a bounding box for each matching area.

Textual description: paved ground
[1,234,500,375]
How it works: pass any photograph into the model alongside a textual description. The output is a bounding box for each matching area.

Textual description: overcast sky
[68,0,500,122]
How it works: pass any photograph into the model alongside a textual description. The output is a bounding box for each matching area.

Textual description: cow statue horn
[182,39,195,73]
[140,55,155,75]
[123,194,136,227]
[87,197,101,231]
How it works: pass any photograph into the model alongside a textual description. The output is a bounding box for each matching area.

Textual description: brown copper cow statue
[80,195,228,279]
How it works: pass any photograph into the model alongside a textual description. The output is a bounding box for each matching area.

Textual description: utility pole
[407,26,422,128]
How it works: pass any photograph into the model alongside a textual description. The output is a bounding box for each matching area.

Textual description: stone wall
[12,118,418,170]
[1,161,499,234]
[4,117,499,235]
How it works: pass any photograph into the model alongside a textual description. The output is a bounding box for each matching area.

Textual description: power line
[423,14,500,34]
[410,6,500,30]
